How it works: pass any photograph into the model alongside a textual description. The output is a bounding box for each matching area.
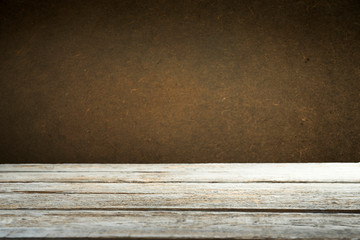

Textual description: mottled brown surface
[0,0,359,163]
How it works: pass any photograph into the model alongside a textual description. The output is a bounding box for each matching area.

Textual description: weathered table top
[1,163,360,239]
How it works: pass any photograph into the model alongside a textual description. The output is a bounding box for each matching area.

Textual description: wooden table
[1,163,360,239]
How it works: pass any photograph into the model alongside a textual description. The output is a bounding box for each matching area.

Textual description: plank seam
[1,181,359,183]
[3,208,360,214]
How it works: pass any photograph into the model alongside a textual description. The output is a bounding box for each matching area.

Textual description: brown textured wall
[0,0,359,163]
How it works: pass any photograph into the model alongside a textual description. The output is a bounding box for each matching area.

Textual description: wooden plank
[1,163,359,172]
[1,163,359,183]
[2,182,360,195]
[1,164,360,239]
[1,210,360,239]
[1,183,360,210]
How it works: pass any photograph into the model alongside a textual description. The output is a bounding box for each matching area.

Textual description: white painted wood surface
[1,183,360,210]
[1,210,360,239]
[0,163,359,239]
[1,163,359,182]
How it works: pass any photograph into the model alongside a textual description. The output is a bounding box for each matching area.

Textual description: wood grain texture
[2,163,360,172]
[0,164,359,239]
[1,163,359,182]
[1,183,360,210]
[1,210,360,239]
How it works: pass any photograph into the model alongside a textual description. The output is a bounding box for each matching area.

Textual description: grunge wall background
[0,0,359,163]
